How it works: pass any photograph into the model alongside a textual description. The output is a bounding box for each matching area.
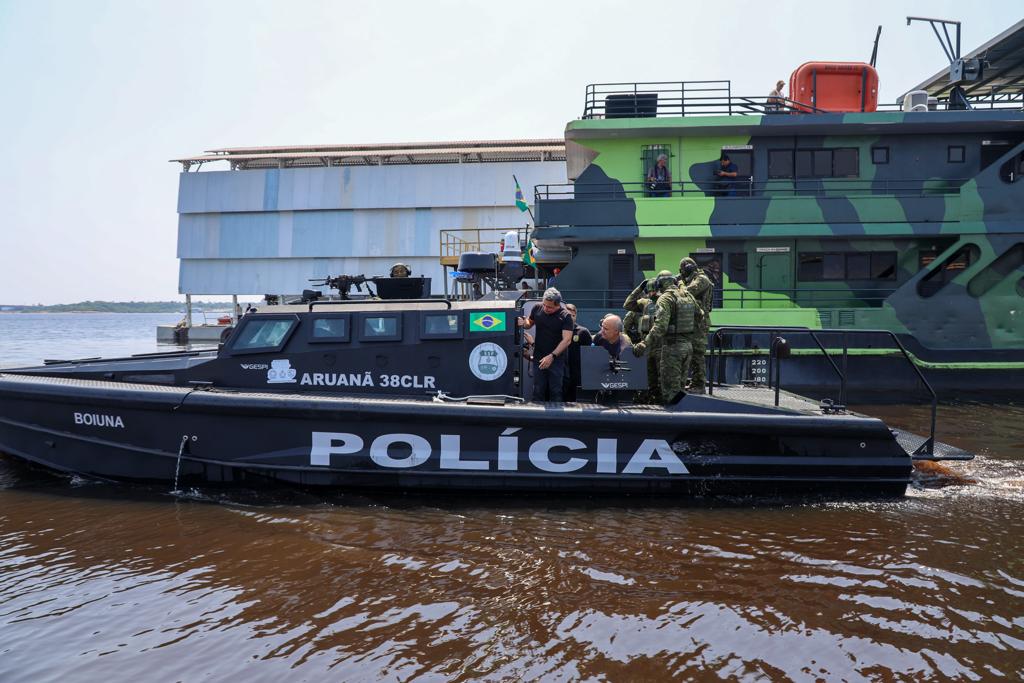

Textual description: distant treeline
[0,301,232,313]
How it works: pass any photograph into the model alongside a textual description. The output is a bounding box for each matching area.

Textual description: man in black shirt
[713,154,740,197]
[562,303,593,402]
[517,288,574,402]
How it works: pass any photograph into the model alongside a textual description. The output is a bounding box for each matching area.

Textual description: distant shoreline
[0,301,232,314]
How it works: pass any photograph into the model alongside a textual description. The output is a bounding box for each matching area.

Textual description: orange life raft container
[788,62,879,113]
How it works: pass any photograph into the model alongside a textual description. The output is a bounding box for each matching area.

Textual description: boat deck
[708,385,825,414]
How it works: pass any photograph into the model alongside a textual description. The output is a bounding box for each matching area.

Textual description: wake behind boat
[0,295,971,497]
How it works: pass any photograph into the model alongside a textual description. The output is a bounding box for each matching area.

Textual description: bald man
[594,314,632,360]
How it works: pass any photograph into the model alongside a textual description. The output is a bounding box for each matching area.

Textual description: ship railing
[439,227,531,266]
[535,178,964,201]
[583,80,1023,118]
[876,89,1024,111]
[717,288,898,309]
[520,288,898,313]
[582,81,832,118]
[708,326,937,456]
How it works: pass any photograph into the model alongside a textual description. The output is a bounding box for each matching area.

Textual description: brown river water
[0,317,1022,680]
[1,401,1022,682]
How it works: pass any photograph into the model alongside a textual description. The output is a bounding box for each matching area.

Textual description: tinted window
[834,148,859,177]
[795,150,813,178]
[729,252,748,283]
[813,150,833,177]
[798,251,898,281]
[918,244,980,297]
[363,316,399,338]
[424,313,460,335]
[233,319,295,350]
[871,252,897,280]
[871,147,889,164]
[312,317,348,339]
[768,150,793,178]
[846,253,870,279]
[822,253,845,279]
[798,253,824,280]
[638,253,656,270]
[948,146,965,163]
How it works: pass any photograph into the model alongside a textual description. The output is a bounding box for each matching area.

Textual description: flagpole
[512,174,536,224]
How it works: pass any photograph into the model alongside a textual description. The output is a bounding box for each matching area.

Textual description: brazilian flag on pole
[515,180,529,212]
[523,238,536,266]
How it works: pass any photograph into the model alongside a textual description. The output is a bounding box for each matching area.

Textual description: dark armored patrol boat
[0,292,971,497]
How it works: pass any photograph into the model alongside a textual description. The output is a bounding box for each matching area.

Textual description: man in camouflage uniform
[679,257,713,392]
[622,275,661,402]
[632,273,703,404]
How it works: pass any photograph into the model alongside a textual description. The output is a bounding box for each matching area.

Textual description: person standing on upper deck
[646,154,672,197]
[767,80,786,112]
[518,288,574,402]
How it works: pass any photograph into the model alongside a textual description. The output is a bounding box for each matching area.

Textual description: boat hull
[0,374,911,496]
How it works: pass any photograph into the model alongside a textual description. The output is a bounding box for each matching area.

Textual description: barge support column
[231,294,238,324]
[185,294,192,329]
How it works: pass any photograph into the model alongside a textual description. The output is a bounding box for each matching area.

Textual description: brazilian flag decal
[469,312,506,333]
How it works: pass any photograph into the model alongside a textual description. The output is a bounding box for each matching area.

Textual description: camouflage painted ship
[530,20,1024,396]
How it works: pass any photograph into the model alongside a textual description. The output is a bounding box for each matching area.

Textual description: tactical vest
[639,297,659,335]
[665,290,696,335]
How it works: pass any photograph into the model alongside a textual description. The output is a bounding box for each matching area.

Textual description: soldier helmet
[655,271,677,291]
[389,262,412,277]
[679,257,698,277]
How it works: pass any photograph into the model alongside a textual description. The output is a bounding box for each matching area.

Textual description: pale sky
[0,0,1017,304]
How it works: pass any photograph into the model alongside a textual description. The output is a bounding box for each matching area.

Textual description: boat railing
[708,326,937,456]
[439,227,531,267]
[583,81,831,118]
[527,288,898,309]
[535,178,964,202]
[583,80,1023,118]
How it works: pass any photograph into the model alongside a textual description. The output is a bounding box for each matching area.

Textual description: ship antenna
[869,25,882,67]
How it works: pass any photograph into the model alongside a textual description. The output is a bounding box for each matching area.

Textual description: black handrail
[582,79,1023,118]
[708,326,937,456]
[307,299,453,312]
[535,178,965,202]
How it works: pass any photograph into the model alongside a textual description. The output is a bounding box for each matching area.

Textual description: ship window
[231,315,298,354]
[641,145,672,196]
[917,243,980,297]
[768,150,793,179]
[798,251,898,281]
[871,147,889,164]
[846,253,870,280]
[813,150,832,177]
[967,243,1024,297]
[871,252,897,280]
[309,315,350,343]
[1000,151,1024,184]
[793,148,860,178]
[360,315,401,341]
[729,252,748,283]
[947,145,965,163]
[834,148,859,177]
[638,253,656,271]
[421,313,463,339]
[795,150,813,178]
